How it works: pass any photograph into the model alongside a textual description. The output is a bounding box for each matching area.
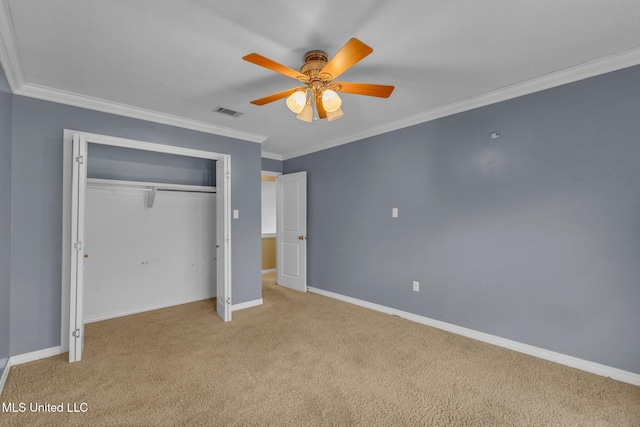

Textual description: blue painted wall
[285,65,640,374]
[261,157,283,173]
[0,66,12,375]
[88,144,216,186]
[9,96,262,356]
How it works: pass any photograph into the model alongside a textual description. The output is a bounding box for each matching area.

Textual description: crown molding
[0,0,25,91]
[283,46,640,160]
[14,83,268,143]
[0,0,267,144]
[4,0,640,156]
[260,151,284,161]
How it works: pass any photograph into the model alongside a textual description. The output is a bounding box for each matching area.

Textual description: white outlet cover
[233,209,239,219]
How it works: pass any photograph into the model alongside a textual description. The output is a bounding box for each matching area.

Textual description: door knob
[298,236,304,240]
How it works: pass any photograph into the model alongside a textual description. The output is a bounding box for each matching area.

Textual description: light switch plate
[233,209,239,219]
[392,208,398,218]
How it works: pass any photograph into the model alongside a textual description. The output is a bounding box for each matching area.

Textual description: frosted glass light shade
[327,107,344,122]
[296,103,313,122]
[286,90,307,113]
[321,89,342,113]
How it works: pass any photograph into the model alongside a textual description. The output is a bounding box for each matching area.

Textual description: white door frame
[61,129,232,360]
[68,132,87,362]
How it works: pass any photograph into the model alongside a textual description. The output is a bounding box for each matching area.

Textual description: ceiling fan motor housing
[301,50,329,79]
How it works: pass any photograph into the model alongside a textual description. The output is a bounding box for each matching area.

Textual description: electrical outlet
[413,280,419,292]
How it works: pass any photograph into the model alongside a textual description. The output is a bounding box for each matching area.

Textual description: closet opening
[61,130,231,362]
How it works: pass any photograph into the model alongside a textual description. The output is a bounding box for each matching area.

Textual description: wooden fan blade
[315,95,327,119]
[243,53,308,82]
[250,87,302,106]
[335,82,395,98]
[320,38,373,80]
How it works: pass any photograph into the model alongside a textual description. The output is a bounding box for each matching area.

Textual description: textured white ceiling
[2,0,640,159]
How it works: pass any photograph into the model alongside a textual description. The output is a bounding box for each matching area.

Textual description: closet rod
[157,188,216,194]
[87,184,151,192]
[87,178,216,193]
[88,185,215,194]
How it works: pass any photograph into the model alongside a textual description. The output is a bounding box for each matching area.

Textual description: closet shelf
[87,178,216,208]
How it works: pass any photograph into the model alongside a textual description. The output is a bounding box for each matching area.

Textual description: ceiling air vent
[213,106,243,118]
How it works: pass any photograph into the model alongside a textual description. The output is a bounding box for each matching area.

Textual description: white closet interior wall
[84,182,216,323]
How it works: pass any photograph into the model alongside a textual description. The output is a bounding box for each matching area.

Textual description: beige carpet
[2,273,639,426]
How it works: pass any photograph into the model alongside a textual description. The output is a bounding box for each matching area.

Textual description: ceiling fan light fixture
[244,38,394,124]
[286,90,307,113]
[296,102,313,122]
[321,89,342,113]
[326,107,344,122]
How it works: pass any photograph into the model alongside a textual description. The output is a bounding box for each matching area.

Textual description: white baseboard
[261,269,276,274]
[84,293,217,324]
[0,360,10,397]
[9,346,62,366]
[307,286,640,387]
[231,298,263,312]
[1,347,62,396]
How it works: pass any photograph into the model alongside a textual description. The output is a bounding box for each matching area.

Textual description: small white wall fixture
[61,130,232,362]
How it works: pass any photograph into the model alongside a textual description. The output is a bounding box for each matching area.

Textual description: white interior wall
[84,187,216,323]
[261,180,276,235]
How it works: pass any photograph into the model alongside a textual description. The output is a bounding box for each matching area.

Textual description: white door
[69,133,87,362]
[216,156,231,321]
[277,171,307,292]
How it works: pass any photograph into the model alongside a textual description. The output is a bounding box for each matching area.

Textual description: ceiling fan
[243,38,394,122]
